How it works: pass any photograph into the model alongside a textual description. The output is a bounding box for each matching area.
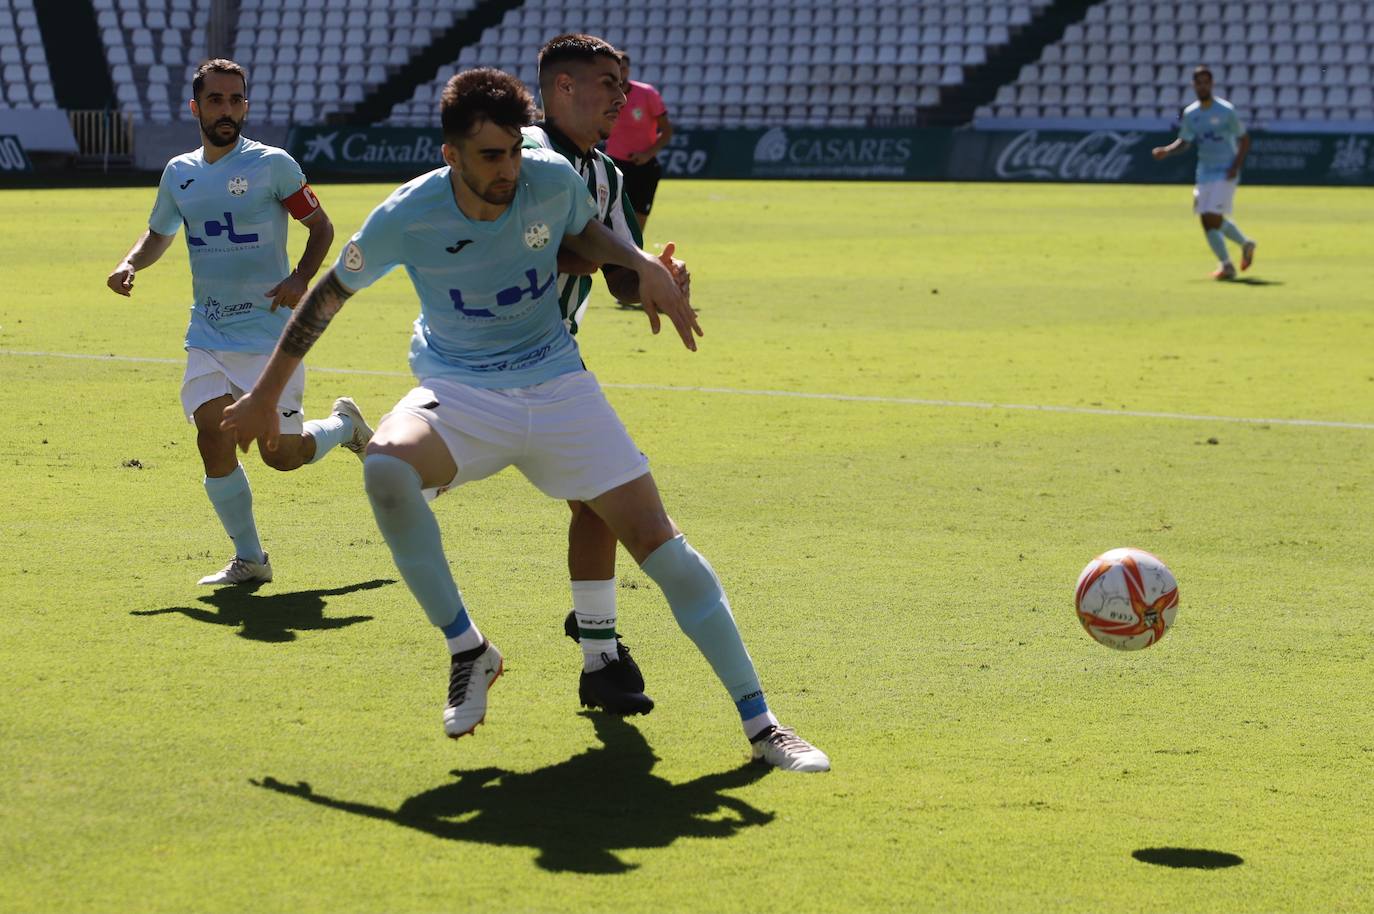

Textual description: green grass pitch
[1,178,1371,913]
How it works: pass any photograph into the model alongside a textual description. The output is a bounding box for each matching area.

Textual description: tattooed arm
[220,269,356,451]
[278,270,354,357]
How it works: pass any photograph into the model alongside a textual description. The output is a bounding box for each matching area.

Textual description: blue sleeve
[1177,113,1195,143]
[1232,109,1246,137]
[148,164,182,236]
[333,200,403,292]
[269,151,307,200]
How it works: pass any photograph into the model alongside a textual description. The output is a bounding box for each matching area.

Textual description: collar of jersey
[198,135,246,166]
[535,120,593,169]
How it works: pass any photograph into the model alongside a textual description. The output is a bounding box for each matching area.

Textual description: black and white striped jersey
[522,122,642,335]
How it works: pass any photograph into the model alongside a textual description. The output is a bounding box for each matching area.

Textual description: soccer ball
[1074,547,1179,650]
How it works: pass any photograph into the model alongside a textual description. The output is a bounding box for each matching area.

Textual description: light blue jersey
[149,136,315,353]
[334,148,597,389]
[1178,97,1246,184]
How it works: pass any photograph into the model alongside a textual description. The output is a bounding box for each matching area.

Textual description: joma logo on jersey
[185,211,259,247]
[448,269,555,318]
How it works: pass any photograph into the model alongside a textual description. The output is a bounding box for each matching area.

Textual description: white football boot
[751,724,831,772]
[332,397,374,462]
[198,553,272,586]
[444,640,504,738]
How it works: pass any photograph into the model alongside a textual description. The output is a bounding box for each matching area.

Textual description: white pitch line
[604,383,1374,431]
[3,348,1372,431]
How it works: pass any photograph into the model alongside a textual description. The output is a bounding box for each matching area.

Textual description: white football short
[1193,179,1238,215]
[383,370,650,502]
[180,347,306,434]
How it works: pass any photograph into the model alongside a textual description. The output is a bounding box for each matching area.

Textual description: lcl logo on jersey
[185,211,259,247]
[448,268,555,318]
[227,176,248,196]
[523,222,550,250]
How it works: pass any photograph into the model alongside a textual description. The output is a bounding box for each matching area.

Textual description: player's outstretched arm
[267,207,336,311]
[106,229,175,296]
[603,248,690,306]
[221,269,356,452]
[562,219,700,350]
[1151,139,1188,161]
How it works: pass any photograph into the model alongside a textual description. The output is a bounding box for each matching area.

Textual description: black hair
[537,33,620,92]
[192,58,247,100]
[439,67,536,140]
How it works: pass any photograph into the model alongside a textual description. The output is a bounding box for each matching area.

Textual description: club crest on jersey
[597,184,609,210]
[343,241,364,271]
[524,222,551,250]
[227,176,248,196]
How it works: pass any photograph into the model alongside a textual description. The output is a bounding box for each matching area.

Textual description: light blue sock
[1205,229,1230,263]
[302,412,354,464]
[204,465,265,563]
[1220,219,1249,245]
[363,454,479,648]
[640,535,777,736]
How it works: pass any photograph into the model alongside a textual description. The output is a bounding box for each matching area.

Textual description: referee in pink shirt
[605,51,672,232]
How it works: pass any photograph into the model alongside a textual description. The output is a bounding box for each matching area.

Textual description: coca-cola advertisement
[949,129,1193,183]
[995,130,1148,181]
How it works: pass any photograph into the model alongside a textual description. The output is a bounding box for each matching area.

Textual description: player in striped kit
[106,59,372,586]
[523,34,691,718]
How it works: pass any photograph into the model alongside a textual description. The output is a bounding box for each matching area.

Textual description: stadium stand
[228,0,482,126]
[976,0,1374,127]
[92,0,210,123]
[383,0,1055,129]
[5,0,1374,156]
[0,0,58,110]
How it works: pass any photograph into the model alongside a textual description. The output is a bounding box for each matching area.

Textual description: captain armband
[282,184,321,220]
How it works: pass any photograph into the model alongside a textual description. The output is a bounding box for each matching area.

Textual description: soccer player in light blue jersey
[222,68,829,772]
[1152,66,1257,280]
[106,59,373,586]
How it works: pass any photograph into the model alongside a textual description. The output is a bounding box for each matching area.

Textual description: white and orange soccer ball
[1074,547,1179,650]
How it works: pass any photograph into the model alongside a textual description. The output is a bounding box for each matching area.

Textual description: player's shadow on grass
[1132,847,1244,869]
[1197,276,1282,287]
[253,713,775,873]
[132,579,392,642]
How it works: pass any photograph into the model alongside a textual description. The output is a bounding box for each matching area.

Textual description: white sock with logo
[572,578,619,672]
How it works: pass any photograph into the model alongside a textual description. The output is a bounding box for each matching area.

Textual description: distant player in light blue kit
[1152,66,1257,280]
[106,59,373,586]
[221,68,829,772]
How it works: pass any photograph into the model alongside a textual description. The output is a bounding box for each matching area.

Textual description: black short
[610,155,662,216]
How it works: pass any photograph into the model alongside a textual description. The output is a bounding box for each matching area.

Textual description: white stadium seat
[69,0,1373,130]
